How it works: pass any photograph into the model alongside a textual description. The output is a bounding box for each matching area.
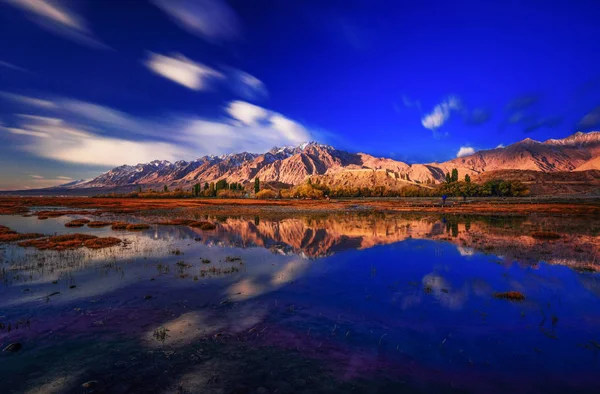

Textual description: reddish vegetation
[155,219,195,225]
[493,291,526,301]
[0,225,43,242]
[87,221,114,228]
[18,233,121,251]
[65,219,91,227]
[1,196,600,218]
[111,222,129,230]
[531,231,561,240]
[34,210,97,219]
[83,237,122,249]
[189,221,217,230]
[126,223,150,231]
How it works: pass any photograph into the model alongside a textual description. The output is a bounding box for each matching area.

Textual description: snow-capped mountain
[70,133,600,190]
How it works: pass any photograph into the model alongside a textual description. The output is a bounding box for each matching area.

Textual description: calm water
[1,213,599,393]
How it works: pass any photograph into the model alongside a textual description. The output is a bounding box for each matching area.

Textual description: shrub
[256,189,277,199]
[217,189,242,198]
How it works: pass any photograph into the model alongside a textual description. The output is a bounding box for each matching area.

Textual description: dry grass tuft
[83,237,122,249]
[87,221,114,228]
[531,231,561,240]
[111,222,129,230]
[189,221,217,230]
[19,233,97,250]
[155,219,195,225]
[65,219,91,227]
[0,225,43,242]
[126,223,151,231]
[18,233,121,250]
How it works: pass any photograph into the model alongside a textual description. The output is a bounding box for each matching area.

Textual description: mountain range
[46,131,600,195]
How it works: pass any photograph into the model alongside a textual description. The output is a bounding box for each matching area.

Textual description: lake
[1,211,599,393]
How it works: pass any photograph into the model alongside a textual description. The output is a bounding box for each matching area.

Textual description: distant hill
[6,131,600,196]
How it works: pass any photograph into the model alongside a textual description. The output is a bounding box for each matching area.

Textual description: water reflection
[0,212,599,393]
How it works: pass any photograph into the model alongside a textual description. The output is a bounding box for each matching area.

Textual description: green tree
[163,185,168,192]
[216,179,228,191]
[137,186,142,193]
[193,183,200,196]
[465,174,471,183]
[203,182,209,190]
[445,172,452,184]
[451,168,459,183]
[254,177,260,194]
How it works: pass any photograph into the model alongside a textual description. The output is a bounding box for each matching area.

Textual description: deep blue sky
[1,0,599,189]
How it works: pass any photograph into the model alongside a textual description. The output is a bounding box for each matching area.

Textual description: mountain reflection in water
[0,212,599,394]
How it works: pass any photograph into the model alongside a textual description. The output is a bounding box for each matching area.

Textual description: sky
[1,0,600,189]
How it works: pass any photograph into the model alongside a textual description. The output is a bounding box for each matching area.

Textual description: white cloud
[226,101,269,125]
[151,0,240,43]
[225,101,310,144]
[4,96,316,167]
[56,176,72,180]
[144,52,224,90]
[16,114,62,124]
[457,146,475,158]
[30,175,43,179]
[228,69,268,100]
[4,0,108,48]
[270,114,309,144]
[496,144,504,149]
[0,92,57,108]
[421,96,461,130]
[17,124,191,166]
[2,126,50,138]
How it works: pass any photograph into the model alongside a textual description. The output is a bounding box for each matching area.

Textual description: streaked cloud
[3,0,108,49]
[2,94,314,167]
[577,106,600,130]
[0,92,57,108]
[464,108,491,125]
[151,0,241,43]
[421,96,461,130]
[496,143,505,148]
[2,126,50,138]
[30,174,43,179]
[228,69,268,101]
[0,60,29,73]
[56,176,72,180]
[144,52,224,90]
[457,146,475,158]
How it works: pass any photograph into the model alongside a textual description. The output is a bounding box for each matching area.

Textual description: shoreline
[1,196,600,217]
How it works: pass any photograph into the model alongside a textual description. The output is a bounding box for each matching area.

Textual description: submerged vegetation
[18,233,121,251]
[0,225,43,242]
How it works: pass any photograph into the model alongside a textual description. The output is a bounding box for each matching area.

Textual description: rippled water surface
[1,212,599,393]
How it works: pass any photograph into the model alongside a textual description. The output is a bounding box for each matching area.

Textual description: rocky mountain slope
[71,131,600,191]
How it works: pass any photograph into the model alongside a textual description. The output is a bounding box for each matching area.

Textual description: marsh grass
[64,219,90,227]
[126,223,151,231]
[18,233,121,251]
[531,231,561,240]
[87,221,114,228]
[189,221,217,230]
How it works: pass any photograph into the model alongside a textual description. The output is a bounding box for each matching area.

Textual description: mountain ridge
[58,131,600,191]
